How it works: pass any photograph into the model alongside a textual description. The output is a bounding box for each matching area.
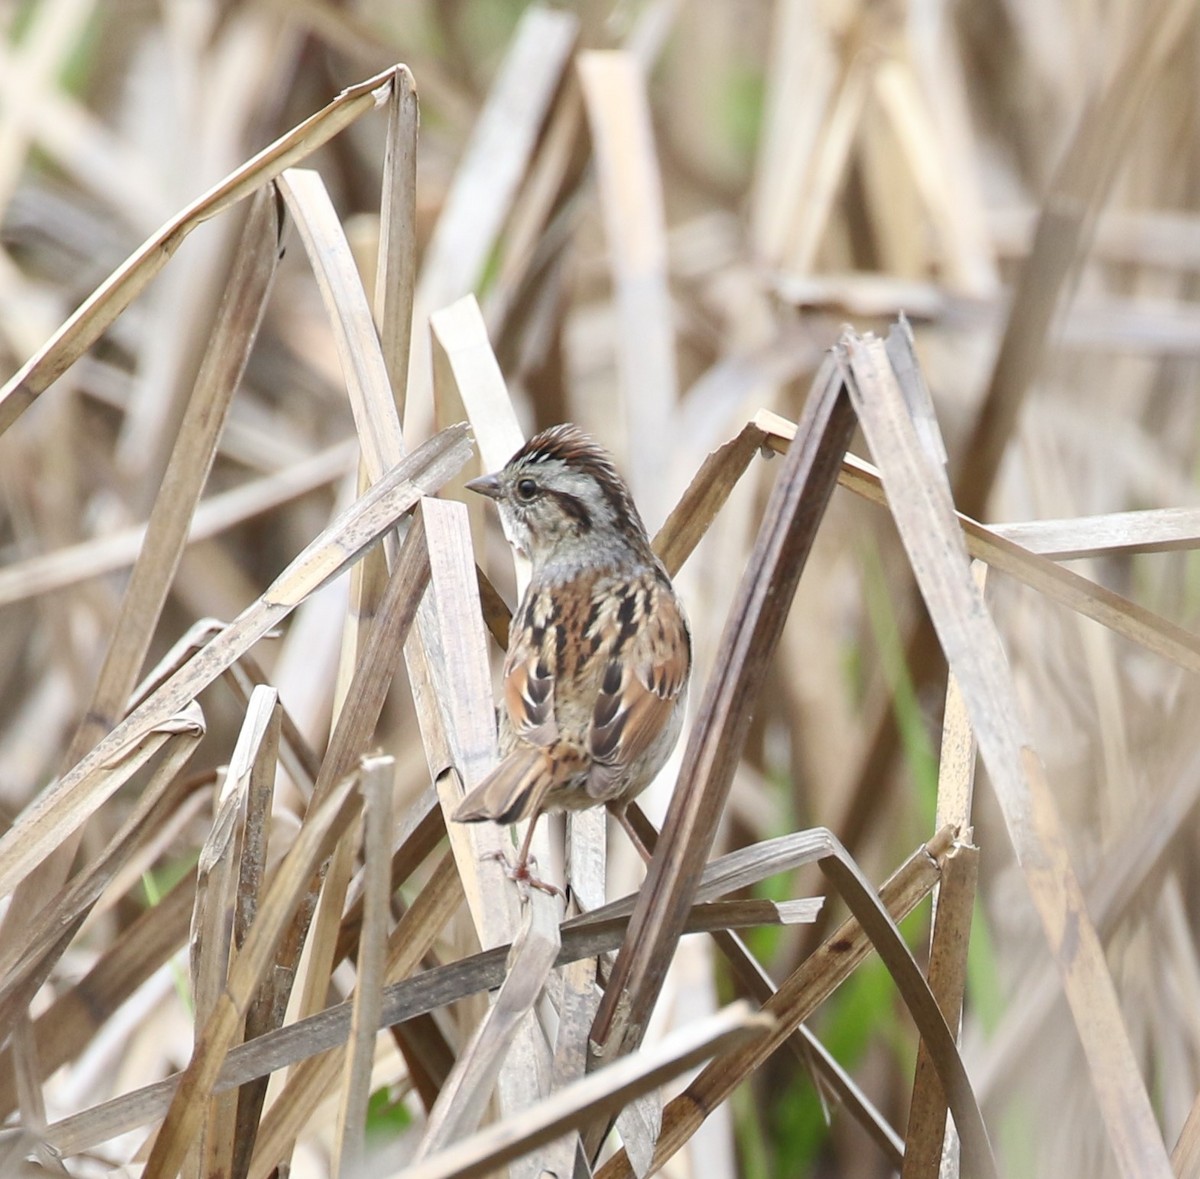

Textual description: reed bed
[1,3,1199,1177]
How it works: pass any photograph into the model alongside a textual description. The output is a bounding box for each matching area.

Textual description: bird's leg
[514,812,541,877]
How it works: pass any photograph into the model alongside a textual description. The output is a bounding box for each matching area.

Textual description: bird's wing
[501,603,559,748]
[588,581,690,798]
[454,583,581,825]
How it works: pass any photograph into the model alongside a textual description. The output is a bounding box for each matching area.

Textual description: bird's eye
[515,477,538,501]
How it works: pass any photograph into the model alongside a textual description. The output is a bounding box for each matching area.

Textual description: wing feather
[502,603,559,747]
[587,583,690,798]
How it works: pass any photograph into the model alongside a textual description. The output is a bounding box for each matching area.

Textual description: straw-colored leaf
[143,770,363,1177]
[0,67,398,430]
[0,425,470,901]
[599,828,957,1177]
[399,1003,773,1179]
[333,755,395,1177]
[841,325,1172,1179]
[578,49,677,517]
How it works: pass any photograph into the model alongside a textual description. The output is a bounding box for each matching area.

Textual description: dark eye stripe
[549,490,592,531]
[508,424,651,548]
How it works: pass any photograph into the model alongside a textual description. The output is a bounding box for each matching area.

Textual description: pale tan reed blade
[0,441,358,608]
[142,771,363,1178]
[276,156,414,770]
[374,64,419,419]
[405,5,579,441]
[597,830,957,1178]
[226,689,282,1179]
[651,423,770,578]
[332,755,395,1179]
[220,654,322,798]
[192,690,276,1007]
[191,688,278,1179]
[1172,1098,1200,1179]
[395,1003,773,1179]
[430,294,526,473]
[578,50,677,519]
[127,621,229,712]
[9,1014,58,1175]
[901,842,978,1179]
[278,167,406,480]
[758,411,1200,676]
[429,293,531,593]
[902,574,984,1178]
[414,899,562,1159]
[991,507,1200,559]
[0,425,471,902]
[553,814,606,1175]
[419,500,527,943]
[0,66,399,433]
[840,325,1173,1179]
[283,791,362,1117]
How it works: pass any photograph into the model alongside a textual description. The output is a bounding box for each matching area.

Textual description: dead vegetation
[1,2,1199,1177]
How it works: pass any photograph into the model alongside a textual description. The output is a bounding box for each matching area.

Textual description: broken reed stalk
[0,187,282,1024]
[0,425,472,908]
[841,324,1171,1178]
[586,357,856,1137]
[829,0,1199,950]
[598,827,958,1178]
[0,66,401,431]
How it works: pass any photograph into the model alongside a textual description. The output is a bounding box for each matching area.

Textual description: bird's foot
[482,849,564,899]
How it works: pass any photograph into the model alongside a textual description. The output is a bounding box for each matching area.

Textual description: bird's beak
[465,472,503,500]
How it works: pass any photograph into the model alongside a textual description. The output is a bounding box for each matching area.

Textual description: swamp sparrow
[454,424,691,888]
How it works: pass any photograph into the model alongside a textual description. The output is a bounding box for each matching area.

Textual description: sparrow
[454,424,691,889]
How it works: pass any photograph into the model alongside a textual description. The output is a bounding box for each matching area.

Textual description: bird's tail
[452,746,559,825]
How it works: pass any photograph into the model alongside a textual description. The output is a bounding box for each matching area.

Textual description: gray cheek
[497,506,532,558]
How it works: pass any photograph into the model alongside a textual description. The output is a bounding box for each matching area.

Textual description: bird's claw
[481,849,564,899]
